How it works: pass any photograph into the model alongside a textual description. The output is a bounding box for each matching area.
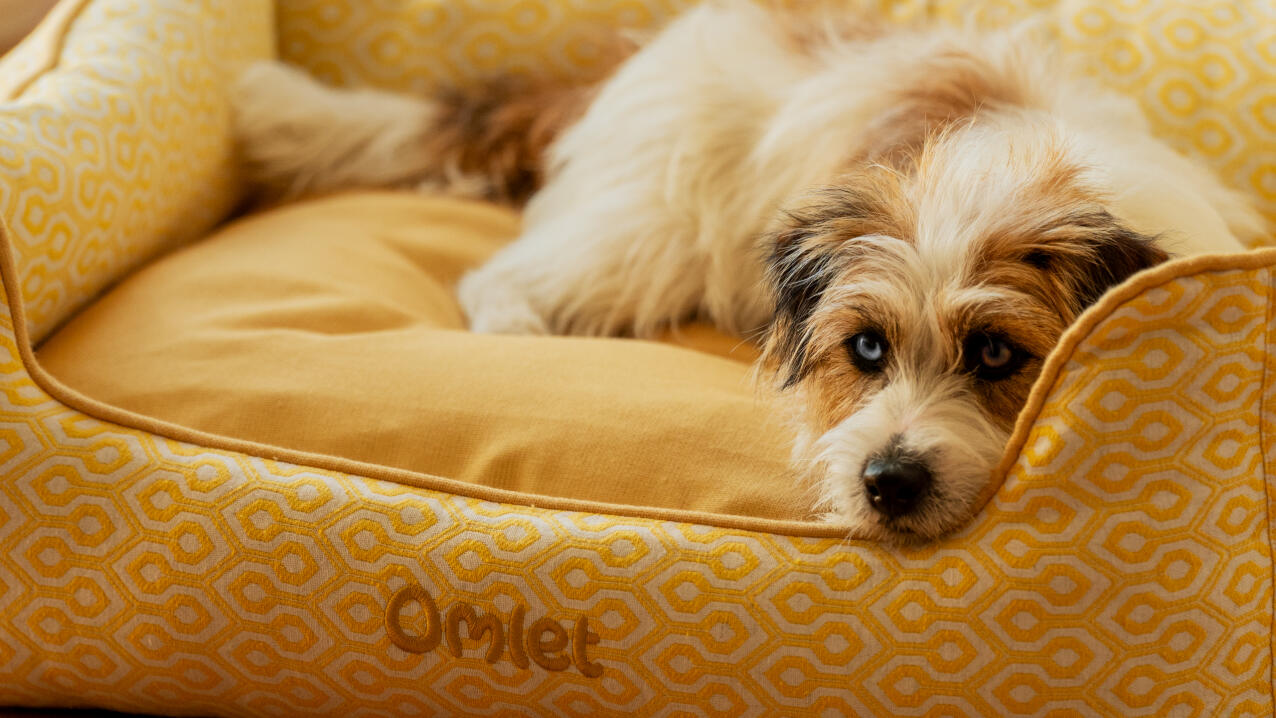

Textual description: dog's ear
[1071,223,1169,309]
[762,221,841,388]
[1027,212,1170,313]
[761,184,902,387]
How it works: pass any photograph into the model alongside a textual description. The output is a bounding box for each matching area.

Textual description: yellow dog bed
[1,0,1274,715]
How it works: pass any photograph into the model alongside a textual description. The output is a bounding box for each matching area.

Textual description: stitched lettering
[573,615,603,677]
[527,616,571,671]
[384,584,600,676]
[509,604,529,669]
[445,603,504,663]
[384,584,442,654]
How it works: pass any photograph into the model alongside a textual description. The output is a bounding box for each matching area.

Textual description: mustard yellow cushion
[36,192,803,520]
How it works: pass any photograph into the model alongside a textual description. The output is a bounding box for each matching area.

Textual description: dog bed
[0,0,1274,715]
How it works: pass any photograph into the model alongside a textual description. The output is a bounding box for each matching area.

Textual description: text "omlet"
[384,584,603,677]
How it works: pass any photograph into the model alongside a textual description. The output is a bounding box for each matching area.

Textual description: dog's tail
[230,56,625,205]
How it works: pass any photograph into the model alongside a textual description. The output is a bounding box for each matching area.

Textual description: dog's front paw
[457,271,551,335]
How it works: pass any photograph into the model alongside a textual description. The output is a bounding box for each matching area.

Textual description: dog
[230,1,1264,542]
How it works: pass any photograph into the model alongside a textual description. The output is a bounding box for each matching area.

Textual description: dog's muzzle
[862,443,932,519]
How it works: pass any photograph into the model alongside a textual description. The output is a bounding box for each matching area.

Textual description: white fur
[231,62,468,199]
[463,2,815,336]
[802,374,1008,540]
[458,5,1259,336]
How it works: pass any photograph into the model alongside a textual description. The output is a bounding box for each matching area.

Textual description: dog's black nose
[863,456,932,518]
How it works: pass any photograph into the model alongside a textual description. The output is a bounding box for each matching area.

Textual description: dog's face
[763,119,1168,542]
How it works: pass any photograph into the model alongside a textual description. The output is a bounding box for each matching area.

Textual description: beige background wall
[0,0,60,54]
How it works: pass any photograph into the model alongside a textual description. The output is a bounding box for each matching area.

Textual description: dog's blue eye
[966,333,1023,381]
[847,331,887,372]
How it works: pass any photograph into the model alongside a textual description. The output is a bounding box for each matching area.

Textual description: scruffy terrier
[230,2,1263,541]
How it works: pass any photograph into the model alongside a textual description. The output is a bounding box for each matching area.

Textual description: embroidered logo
[385,584,602,677]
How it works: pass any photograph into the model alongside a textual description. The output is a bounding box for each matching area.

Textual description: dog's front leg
[457,210,709,337]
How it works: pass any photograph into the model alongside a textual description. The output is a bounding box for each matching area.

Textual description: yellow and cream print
[1052,0,1276,243]
[0,0,1274,714]
[276,0,1276,240]
[0,0,273,344]
[0,242,1272,714]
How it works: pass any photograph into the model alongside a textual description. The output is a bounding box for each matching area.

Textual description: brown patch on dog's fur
[424,77,596,205]
[969,156,1169,324]
[795,348,883,437]
[859,48,1029,167]
[934,288,1060,431]
[423,37,636,205]
[962,203,1166,426]
[762,164,916,387]
[966,343,1042,431]
[947,156,1164,430]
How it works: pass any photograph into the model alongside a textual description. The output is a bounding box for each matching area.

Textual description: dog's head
[762,118,1168,542]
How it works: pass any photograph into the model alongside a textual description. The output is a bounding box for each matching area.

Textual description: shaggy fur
[231,2,1264,542]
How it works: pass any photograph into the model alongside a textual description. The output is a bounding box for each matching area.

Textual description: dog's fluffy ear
[759,182,903,388]
[1030,212,1170,313]
[762,221,841,388]
[1073,224,1169,308]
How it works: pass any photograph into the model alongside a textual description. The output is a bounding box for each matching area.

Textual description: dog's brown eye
[965,333,1023,381]
[981,339,1012,368]
[847,331,888,373]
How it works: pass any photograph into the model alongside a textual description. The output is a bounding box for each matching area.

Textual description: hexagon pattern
[0,256,1270,716]
[0,0,274,344]
[0,0,1274,716]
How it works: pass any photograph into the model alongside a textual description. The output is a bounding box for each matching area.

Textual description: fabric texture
[36,192,801,520]
[0,0,1274,716]
[3,234,1275,716]
[0,0,273,345]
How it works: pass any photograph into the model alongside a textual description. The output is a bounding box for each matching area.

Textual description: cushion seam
[1263,265,1276,710]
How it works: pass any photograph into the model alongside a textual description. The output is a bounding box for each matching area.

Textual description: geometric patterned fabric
[0,242,1272,716]
[0,0,272,344]
[0,243,1273,714]
[0,0,1274,715]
